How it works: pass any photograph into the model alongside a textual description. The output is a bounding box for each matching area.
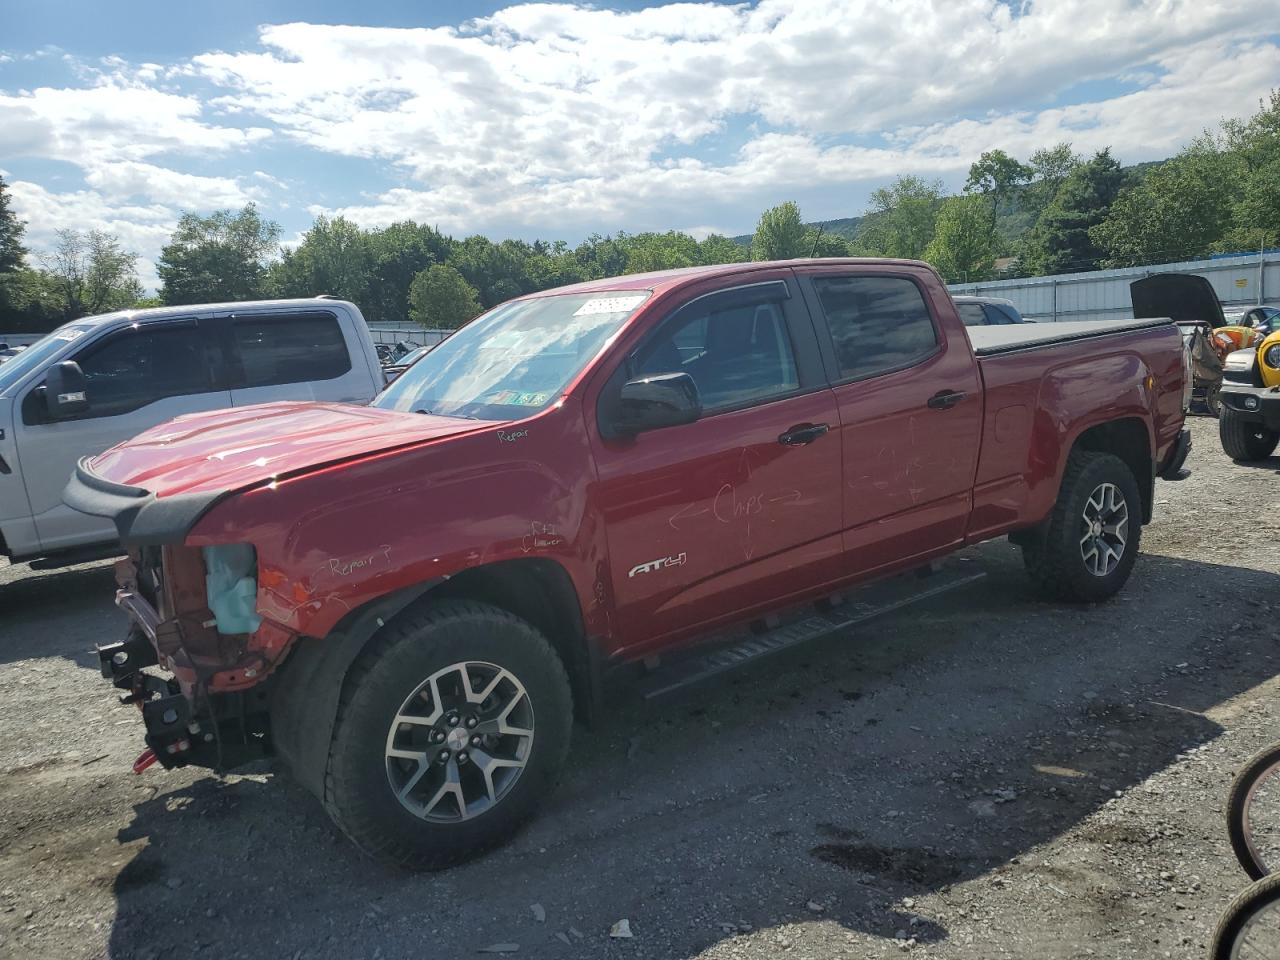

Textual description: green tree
[449,236,534,307]
[45,229,142,320]
[158,203,281,305]
[1026,143,1080,210]
[0,175,30,326]
[624,231,701,273]
[572,233,632,280]
[409,263,482,329]
[364,221,454,322]
[1020,149,1124,274]
[1219,89,1280,252]
[805,229,851,257]
[752,201,809,260]
[0,175,25,276]
[1091,141,1232,266]
[697,234,751,266]
[860,177,943,259]
[965,149,1032,230]
[269,215,370,303]
[0,268,65,334]
[924,194,997,282]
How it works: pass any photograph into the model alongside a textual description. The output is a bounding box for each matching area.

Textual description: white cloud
[83,161,260,209]
[6,179,175,290]
[3,0,1278,288]
[0,80,268,164]
[185,2,1278,238]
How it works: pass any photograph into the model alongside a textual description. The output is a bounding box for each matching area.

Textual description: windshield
[375,291,649,420]
[0,324,97,393]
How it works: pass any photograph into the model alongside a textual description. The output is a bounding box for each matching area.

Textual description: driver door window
[634,300,799,413]
[75,324,214,419]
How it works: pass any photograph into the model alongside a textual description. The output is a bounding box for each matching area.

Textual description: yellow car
[1220,329,1280,460]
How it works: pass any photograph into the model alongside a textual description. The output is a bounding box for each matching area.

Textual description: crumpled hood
[88,400,493,498]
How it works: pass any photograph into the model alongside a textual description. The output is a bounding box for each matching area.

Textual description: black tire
[1220,408,1280,461]
[1228,743,1280,881]
[324,599,573,870]
[1021,450,1142,603]
[1210,873,1280,960]
[1205,384,1222,419]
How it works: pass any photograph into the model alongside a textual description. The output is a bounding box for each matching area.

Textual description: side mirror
[611,372,701,437]
[44,361,89,419]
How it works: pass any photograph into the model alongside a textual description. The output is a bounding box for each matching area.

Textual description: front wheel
[1210,873,1280,960]
[1021,450,1142,603]
[1220,408,1280,462]
[1228,743,1280,880]
[324,599,573,870]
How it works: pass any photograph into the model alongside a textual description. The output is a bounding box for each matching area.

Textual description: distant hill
[731,216,863,248]
[732,158,1164,254]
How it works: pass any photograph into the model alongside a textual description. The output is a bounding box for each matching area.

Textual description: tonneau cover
[966,317,1175,357]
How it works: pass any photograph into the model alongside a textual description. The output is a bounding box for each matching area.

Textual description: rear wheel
[1021,450,1142,603]
[324,599,573,870]
[1220,408,1279,461]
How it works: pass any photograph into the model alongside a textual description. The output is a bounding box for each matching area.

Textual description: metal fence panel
[949,251,1278,322]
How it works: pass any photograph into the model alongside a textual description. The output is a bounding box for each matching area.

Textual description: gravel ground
[2,415,1279,960]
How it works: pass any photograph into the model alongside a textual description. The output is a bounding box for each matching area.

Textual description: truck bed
[966,317,1174,357]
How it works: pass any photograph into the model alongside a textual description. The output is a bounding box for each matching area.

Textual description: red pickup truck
[66,259,1190,869]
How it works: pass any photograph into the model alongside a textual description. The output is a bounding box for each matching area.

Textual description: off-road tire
[1209,873,1280,960]
[324,599,573,870]
[1021,450,1142,603]
[1220,407,1279,461]
[1228,742,1280,881]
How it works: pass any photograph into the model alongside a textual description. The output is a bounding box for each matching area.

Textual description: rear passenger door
[798,269,982,577]
[221,310,371,406]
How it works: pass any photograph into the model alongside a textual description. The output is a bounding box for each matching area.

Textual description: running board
[635,563,987,699]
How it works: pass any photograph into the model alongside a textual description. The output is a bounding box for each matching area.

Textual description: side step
[635,562,987,699]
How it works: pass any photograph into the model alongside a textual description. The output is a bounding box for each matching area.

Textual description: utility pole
[1260,231,1268,307]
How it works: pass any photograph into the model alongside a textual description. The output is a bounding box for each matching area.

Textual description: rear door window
[810,276,939,381]
[231,313,351,387]
[957,303,988,327]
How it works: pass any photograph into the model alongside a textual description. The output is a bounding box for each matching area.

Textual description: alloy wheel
[384,661,534,822]
[1079,481,1128,578]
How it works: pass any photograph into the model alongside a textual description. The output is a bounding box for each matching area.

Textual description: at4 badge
[628,553,688,578]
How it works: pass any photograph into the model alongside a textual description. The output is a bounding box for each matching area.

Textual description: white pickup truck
[0,298,384,568]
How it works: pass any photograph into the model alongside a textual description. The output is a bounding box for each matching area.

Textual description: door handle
[778,422,829,446]
[926,389,966,410]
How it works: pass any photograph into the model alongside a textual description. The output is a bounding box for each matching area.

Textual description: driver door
[15,319,230,553]
[589,274,844,656]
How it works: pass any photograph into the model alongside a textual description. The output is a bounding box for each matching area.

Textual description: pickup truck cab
[65,260,1190,869]
[0,298,382,568]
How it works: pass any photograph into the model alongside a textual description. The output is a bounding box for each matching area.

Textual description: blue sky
[2,0,1278,289]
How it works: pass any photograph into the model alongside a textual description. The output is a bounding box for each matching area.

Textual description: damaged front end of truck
[66,460,289,775]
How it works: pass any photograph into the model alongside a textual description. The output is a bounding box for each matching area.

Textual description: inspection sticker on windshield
[53,328,87,342]
[573,295,646,316]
